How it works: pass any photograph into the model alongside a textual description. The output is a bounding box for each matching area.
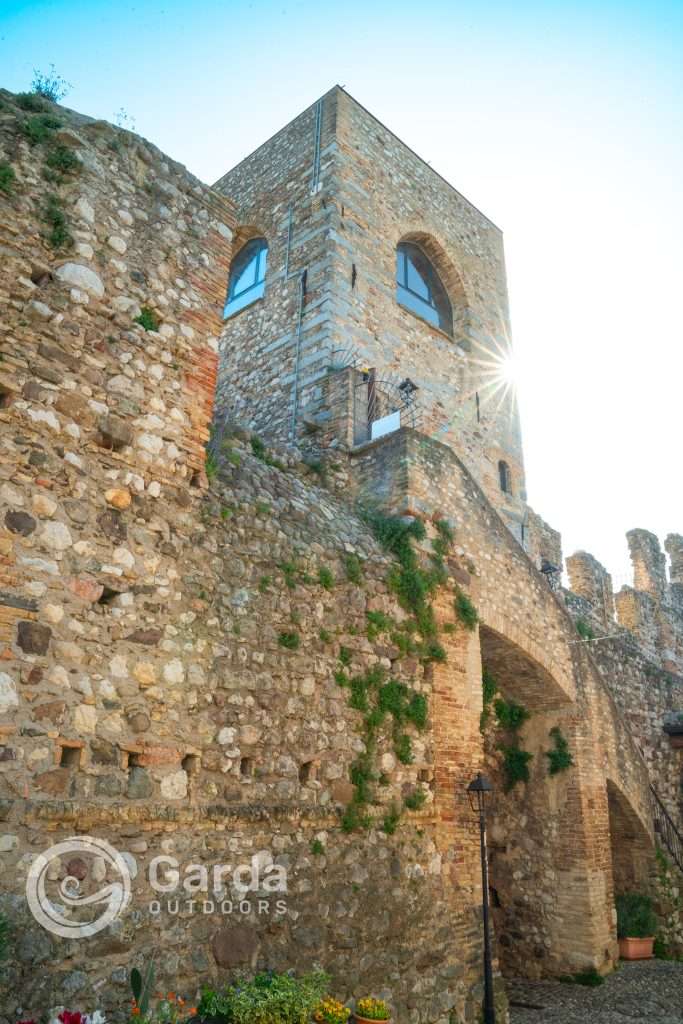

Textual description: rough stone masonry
[0,84,680,1023]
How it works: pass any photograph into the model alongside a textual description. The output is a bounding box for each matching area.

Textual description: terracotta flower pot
[618,936,654,960]
[354,1017,391,1024]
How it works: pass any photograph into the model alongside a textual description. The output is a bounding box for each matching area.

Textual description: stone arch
[478,614,576,709]
[396,229,471,335]
[232,223,269,252]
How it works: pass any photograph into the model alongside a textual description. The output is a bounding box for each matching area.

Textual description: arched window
[396,241,453,335]
[224,238,268,318]
[498,460,512,494]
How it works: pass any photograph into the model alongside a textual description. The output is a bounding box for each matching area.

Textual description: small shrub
[16,91,46,112]
[404,788,427,811]
[318,566,335,590]
[419,638,447,663]
[310,839,325,856]
[250,434,286,469]
[341,802,371,833]
[454,587,479,630]
[22,112,61,146]
[43,193,72,249]
[434,517,454,545]
[0,912,9,961]
[278,631,300,651]
[382,802,401,835]
[220,507,233,520]
[615,893,658,938]
[319,628,332,643]
[45,143,79,175]
[344,553,363,584]
[205,449,218,482]
[134,306,160,332]
[199,970,329,1024]
[338,646,352,667]
[31,65,71,102]
[258,575,272,594]
[366,609,393,640]
[559,968,604,987]
[575,618,594,641]
[545,726,573,775]
[0,161,16,196]
[499,741,533,791]
[279,560,298,589]
[494,697,531,732]
[255,501,270,516]
[251,435,269,460]
[305,458,326,482]
[394,732,413,765]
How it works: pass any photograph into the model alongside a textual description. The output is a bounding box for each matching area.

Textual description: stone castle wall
[0,84,681,1022]
[0,90,500,1022]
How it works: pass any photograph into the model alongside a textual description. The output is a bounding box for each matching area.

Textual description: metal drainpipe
[310,98,323,194]
[284,204,293,278]
[290,270,306,440]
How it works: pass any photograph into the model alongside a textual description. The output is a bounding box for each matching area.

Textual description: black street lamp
[467,772,495,1024]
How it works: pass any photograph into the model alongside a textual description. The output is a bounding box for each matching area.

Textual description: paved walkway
[508,961,683,1023]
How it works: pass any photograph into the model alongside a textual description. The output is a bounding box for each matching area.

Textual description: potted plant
[615,892,658,959]
[354,999,391,1024]
[313,998,351,1024]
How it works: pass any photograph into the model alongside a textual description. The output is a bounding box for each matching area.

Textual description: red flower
[59,1013,84,1024]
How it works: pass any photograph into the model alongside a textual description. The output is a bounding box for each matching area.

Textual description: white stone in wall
[55,262,105,299]
[160,771,188,800]
[40,521,73,551]
[107,235,127,255]
[74,196,95,223]
[73,704,97,734]
[163,659,185,684]
[0,672,19,710]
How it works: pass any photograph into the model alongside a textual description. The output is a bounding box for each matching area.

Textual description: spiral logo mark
[26,836,131,938]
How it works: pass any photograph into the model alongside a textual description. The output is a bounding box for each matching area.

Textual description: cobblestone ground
[508,961,683,1023]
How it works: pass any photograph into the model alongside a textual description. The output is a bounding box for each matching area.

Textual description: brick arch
[477,609,576,708]
[232,223,269,251]
[396,229,471,319]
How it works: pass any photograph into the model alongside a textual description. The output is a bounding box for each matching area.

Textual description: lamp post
[467,772,495,1024]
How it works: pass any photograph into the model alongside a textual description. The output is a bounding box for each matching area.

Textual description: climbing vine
[480,676,535,792]
[480,668,498,733]
[334,508,477,832]
[545,726,573,775]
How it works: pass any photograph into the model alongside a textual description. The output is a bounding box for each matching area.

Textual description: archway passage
[479,626,593,979]
[607,780,654,896]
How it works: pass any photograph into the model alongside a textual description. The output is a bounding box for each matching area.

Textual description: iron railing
[651,784,683,873]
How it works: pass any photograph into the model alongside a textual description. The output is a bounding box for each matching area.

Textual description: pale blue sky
[2,0,682,585]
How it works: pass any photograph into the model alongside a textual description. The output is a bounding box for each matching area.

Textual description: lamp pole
[467,772,495,1024]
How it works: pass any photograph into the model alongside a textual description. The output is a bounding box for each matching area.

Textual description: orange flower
[167,993,175,1000]
[131,1010,140,1018]
[189,1010,197,1017]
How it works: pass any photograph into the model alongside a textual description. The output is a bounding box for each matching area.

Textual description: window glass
[396,242,452,335]
[224,238,268,318]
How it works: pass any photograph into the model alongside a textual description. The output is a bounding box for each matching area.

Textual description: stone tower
[214,86,527,538]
